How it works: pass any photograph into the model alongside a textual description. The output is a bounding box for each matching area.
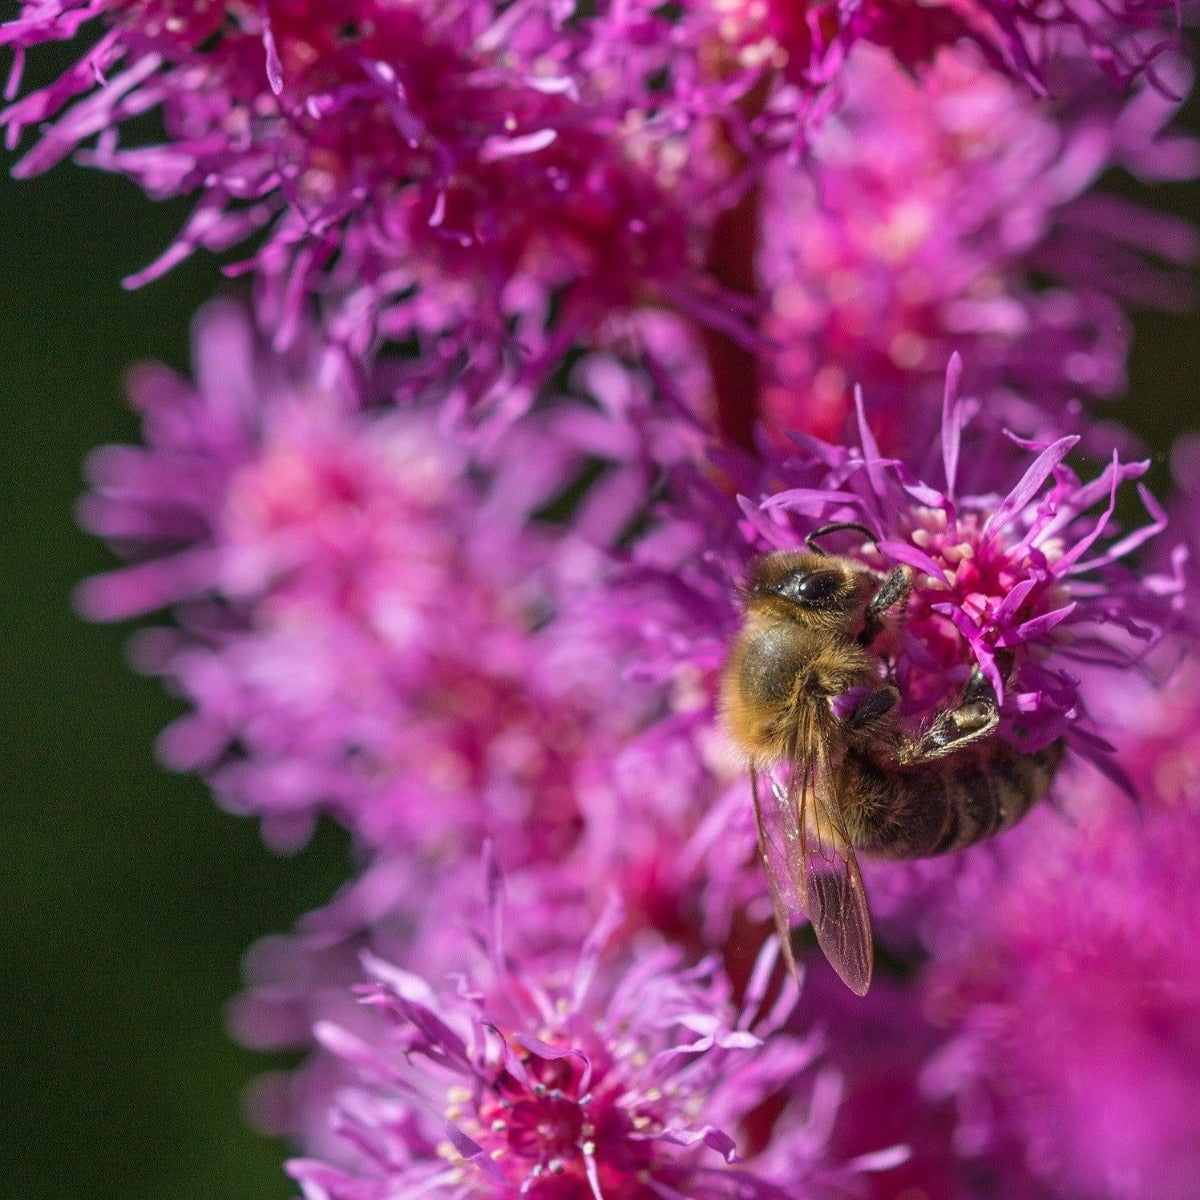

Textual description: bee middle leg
[899,666,1000,765]
[846,684,900,732]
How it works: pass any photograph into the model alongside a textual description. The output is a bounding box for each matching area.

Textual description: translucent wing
[750,763,805,982]
[750,705,874,995]
[796,730,874,996]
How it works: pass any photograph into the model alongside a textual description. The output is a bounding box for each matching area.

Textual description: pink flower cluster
[758,41,1197,449]
[8,3,1200,1199]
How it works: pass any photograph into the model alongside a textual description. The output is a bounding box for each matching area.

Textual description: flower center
[893,508,1069,715]
[443,1040,666,1199]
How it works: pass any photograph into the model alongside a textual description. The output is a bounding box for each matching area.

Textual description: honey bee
[721,523,1064,995]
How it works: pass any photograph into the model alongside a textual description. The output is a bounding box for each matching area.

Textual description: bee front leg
[899,666,1000,765]
[859,566,912,648]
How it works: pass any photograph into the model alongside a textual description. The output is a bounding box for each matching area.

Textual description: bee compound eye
[778,569,843,606]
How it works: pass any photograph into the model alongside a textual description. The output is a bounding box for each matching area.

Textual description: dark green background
[0,129,352,1200]
[1,57,1198,1200]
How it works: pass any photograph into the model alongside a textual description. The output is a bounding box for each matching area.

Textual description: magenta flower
[4,5,1200,1200]
[758,41,1197,452]
[229,853,618,1165]
[601,361,1177,790]
[7,3,1186,442]
[279,885,880,1200]
[1,1,748,376]
[743,367,1181,762]
[75,300,611,856]
[922,781,1200,1200]
[517,362,1183,991]
[77,299,469,623]
[793,965,1028,1200]
[714,0,1180,96]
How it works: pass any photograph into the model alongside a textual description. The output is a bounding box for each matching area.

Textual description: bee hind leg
[900,666,1000,764]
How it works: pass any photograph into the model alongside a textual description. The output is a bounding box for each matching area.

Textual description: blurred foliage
[0,45,1196,1200]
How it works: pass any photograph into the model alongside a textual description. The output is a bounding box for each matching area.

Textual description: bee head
[747,551,864,614]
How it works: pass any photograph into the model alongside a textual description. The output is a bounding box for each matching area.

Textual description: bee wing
[750,763,806,982]
[752,706,874,995]
[797,745,874,997]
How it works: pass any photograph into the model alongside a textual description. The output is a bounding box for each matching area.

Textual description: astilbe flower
[758,40,1198,452]
[850,454,1200,1190]
[7,3,1188,441]
[200,367,1192,1197]
[227,858,615,1168]
[225,714,750,1163]
[75,299,632,860]
[920,752,1200,1200]
[228,853,617,1166]
[280,881,891,1200]
[712,0,1181,98]
[751,369,1182,759]
[222,439,744,1160]
[542,362,1186,971]
[0,0,756,388]
[794,965,1030,1200]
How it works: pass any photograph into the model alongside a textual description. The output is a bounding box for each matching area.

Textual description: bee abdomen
[844,737,1065,859]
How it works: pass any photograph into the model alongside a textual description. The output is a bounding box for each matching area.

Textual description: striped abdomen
[841,737,1065,859]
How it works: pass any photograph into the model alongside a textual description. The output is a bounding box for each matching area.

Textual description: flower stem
[701,179,762,453]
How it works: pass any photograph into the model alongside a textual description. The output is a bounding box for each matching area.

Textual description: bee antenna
[805,522,878,555]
